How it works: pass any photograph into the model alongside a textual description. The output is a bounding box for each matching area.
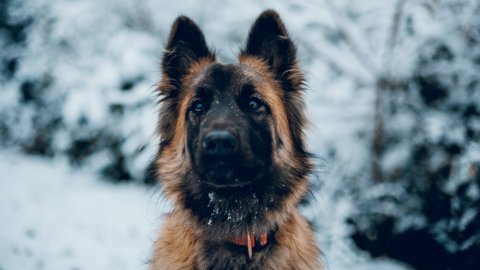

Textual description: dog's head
[156,10,312,237]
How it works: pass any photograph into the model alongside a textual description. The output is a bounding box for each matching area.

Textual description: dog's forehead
[192,63,257,92]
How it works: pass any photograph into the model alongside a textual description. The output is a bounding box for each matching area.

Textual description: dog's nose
[202,130,237,157]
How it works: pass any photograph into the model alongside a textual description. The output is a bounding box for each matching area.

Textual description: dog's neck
[179,206,282,259]
[229,226,276,259]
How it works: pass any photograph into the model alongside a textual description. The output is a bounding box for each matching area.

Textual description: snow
[0,152,168,270]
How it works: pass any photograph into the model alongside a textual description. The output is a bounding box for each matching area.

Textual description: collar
[229,228,270,259]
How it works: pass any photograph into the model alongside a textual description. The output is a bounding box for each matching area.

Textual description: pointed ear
[161,16,214,89]
[242,10,301,92]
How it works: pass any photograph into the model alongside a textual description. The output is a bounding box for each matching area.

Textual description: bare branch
[297,37,372,84]
[323,0,378,77]
[382,0,409,78]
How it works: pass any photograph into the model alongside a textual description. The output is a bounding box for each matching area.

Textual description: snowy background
[1,0,479,269]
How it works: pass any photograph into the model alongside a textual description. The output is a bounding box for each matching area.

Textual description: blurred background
[1,0,479,269]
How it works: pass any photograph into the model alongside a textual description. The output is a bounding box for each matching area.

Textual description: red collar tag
[231,230,268,259]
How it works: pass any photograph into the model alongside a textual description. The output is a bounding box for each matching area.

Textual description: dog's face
[156,10,312,238]
[187,63,272,189]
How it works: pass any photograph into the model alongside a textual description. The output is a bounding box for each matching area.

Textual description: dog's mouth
[203,162,263,189]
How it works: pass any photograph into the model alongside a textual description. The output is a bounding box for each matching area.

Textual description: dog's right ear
[161,16,214,90]
[242,10,300,92]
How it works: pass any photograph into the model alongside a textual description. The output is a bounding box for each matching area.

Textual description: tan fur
[151,210,198,270]
[151,209,321,270]
[271,211,322,270]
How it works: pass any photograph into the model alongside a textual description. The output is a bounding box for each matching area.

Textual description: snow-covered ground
[0,151,410,270]
[0,152,168,270]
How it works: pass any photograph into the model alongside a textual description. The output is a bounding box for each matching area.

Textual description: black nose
[202,130,237,157]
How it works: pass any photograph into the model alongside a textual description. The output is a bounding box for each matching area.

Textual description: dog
[151,9,321,270]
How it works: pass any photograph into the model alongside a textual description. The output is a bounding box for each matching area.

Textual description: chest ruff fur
[150,209,321,270]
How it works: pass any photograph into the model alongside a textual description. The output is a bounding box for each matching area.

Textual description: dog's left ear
[242,10,301,92]
[162,16,214,91]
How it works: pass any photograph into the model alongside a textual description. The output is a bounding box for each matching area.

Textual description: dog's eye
[249,100,259,110]
[192,100,206,114]
[247,97,266,113]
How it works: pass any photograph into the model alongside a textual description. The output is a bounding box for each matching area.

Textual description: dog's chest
[198,242,280,270]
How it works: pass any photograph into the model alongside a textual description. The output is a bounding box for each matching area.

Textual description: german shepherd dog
[151,10,321,270]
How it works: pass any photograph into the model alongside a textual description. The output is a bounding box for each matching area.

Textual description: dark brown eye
[249,100,259,110]
[192,100,205,114]
[247,97,265,113]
